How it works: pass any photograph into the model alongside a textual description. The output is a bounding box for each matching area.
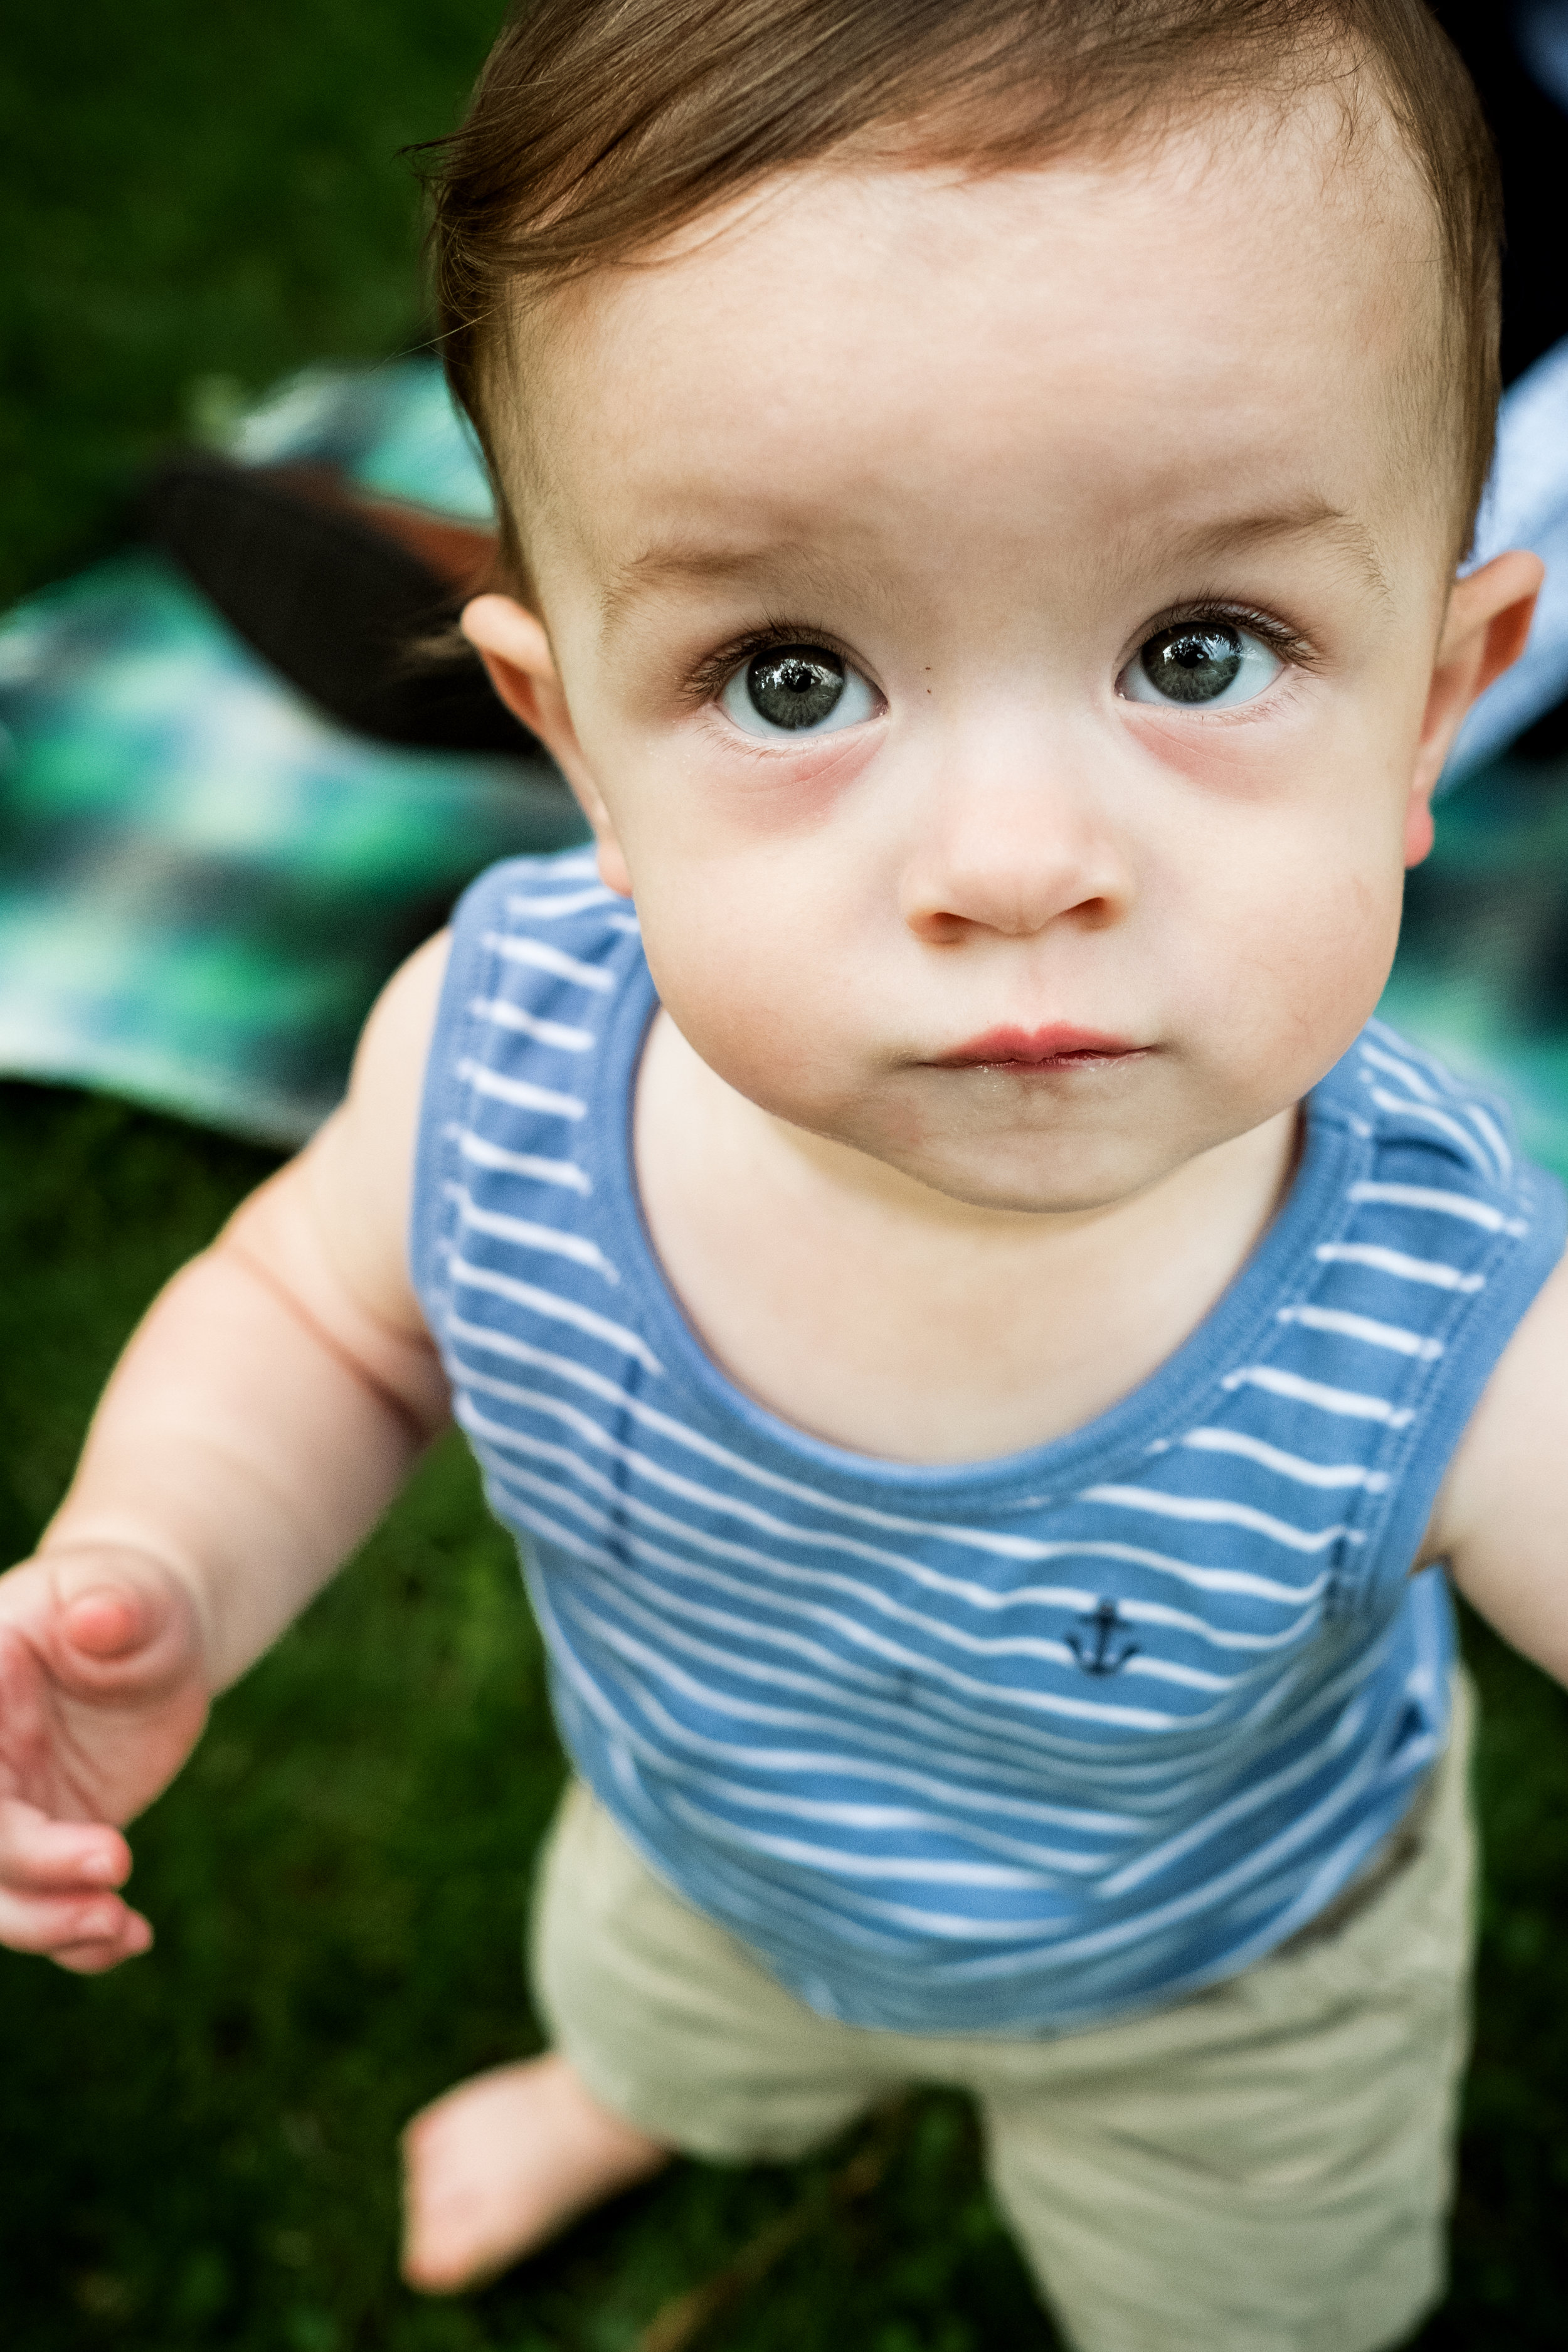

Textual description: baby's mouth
[928,1024,1146,1069]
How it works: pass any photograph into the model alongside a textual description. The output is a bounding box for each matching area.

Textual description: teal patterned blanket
[0,363,585,1143]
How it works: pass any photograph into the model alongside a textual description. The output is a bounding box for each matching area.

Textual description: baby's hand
[0,1548,209,1973]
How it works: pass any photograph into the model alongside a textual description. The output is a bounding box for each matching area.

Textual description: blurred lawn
[3,3,1568,2347]
[0,0,504,607]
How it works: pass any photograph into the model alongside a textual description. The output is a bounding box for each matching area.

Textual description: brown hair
[421,0,1502,585]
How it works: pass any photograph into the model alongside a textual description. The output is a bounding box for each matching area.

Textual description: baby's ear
[1407,549,1544,842]
[460,594,633,897]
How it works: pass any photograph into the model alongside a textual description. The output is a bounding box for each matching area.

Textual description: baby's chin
[787,1091,1234,1222]
[874,1139,1201,1221]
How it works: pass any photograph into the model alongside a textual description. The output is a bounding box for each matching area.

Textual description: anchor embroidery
[1066,1598,1140,1677]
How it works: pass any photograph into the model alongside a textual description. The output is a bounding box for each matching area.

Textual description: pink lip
[931,1025,1144,1067]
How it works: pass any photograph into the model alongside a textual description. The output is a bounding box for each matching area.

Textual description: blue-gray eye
[721,645,877,739]
[1121,622,1281,709]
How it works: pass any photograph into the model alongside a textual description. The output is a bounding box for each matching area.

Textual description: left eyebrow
[1153,500,1392,604]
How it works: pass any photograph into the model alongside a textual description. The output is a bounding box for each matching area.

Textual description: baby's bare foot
[400,2052,672,2294]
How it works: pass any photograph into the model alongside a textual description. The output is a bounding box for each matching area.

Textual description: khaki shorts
[531,1678,1475,2352]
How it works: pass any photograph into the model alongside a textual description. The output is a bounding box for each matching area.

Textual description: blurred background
[1,3,1567,2348]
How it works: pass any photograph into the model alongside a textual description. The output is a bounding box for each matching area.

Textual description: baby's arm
[0,930,452,1973]
[1428,1249,1568,1683]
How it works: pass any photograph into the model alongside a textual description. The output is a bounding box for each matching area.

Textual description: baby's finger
[0,1878,146,1962]
[0,1798,129,1893]
[50,1912,154,1976]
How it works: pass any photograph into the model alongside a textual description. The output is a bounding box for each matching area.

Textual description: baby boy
[1,2,1563,2346]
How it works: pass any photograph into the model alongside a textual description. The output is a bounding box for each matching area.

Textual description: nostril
[904,906,972,945]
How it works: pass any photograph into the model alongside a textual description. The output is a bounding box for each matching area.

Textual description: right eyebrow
[597,538,805,642]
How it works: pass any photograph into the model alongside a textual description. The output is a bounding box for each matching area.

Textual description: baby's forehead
[514,109,1449,604]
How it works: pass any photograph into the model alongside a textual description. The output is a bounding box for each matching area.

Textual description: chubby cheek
[1183,819,1406,1116]
[637,882,869,1118]
[620,769,898,1117]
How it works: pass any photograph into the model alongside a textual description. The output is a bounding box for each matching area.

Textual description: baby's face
[492,114,1500,1214]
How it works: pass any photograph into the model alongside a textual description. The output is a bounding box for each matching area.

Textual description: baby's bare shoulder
[307,929,452,1329]
[211,933,453,1417]
[334,927,453,1174]
[1431,1246,1568,1678]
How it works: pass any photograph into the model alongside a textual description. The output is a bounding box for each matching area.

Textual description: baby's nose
[899,769,1132,943]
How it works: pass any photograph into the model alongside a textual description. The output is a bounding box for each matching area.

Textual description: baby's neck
[634,1012,1300,1465]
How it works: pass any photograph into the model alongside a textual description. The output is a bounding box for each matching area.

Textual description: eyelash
[684,621,862,708]
[1133,601,1318,674]
[684,601,1318,708]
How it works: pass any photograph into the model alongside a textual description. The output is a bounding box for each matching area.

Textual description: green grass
[5,1,1568,2341]
[0,0,504,609]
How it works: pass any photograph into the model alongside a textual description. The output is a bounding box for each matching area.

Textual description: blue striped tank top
[411,850,1567,2035]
